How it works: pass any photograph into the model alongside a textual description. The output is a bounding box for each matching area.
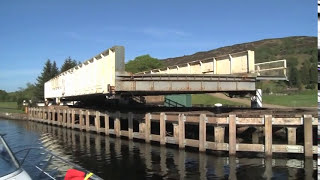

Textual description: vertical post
[229,54,233,74]
[80,110,84,130]
[303,115,313,157]
[252,129,259,144]
[173,123,179,142]
[199,114,207,152]
[145,113,151,143]
[287,127,296,145]
[114,111,121,137]
[95,111,100,133]
[264,115,272,156]
[283,60,287,77]
[52,109,56,123]
[58,109,62,126]
[48,109,52,123]
[71,109,75,129]
[179,114,185,148]
[86,110,90,131]
[128,112,133,140]
[213,58,217,74]
[160,112,166,145]
[67,109,71,128]
[63,109,66,127]
[229,115,236,155]
[104,112,109,135]
[214,126,225,143]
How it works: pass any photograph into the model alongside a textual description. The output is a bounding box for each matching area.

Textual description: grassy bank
[263,90,317,107]
[192,94,247,107]
[0,102,24,113]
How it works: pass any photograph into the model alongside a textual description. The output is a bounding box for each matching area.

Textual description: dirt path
[209,93,288,108]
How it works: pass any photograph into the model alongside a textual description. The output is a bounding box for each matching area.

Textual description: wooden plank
[236,117,264,125]
[265,115,272,156]
[185,139,199,148]
[67,110,71,128]
[272,118,302,125]
[179,114,185,148]
[160,112,166,145]
[237,143,264,152]
[95,111,100,133]
[229,114,236,155]
[63,109,66,127]
[114,111,121,137]
[206,142,228,151]
[287,127,296,145]
[207,117,229,124]
[121,130,128,137]
[104,112,109,135]
[128,112,133,140]
[145,113,151,143]
[173,123,179,142]
[272,144,303,153]
[303,115,313,157]
[199,114,207,152]
[151,134,160,142]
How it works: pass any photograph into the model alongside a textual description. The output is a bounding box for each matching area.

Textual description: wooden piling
[214,126,225,143]
[104,112,109,135]
[114,111,121,137]
[128,112,133,140]
[62,109,66,127]
[199,114,207,152]
[178,114,185,148]
[145,113,151,143]
[71,110,75,129]
[287,127,296,145]
[265,115,272,156]
[80,110,84,130]
[160,112,166,145]
[67,109,71,128]
[86,110,90,131]
[95,111,100,133]
[229,115,236,155]
[303,115,313,157]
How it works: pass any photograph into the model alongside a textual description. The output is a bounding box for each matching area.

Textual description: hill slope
[161,36,317,68]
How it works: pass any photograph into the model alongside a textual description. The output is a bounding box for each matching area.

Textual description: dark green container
[164,94,191,107]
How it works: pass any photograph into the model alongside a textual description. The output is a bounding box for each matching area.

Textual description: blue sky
[0,0,317,92]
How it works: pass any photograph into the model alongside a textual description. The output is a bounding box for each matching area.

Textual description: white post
[251,89,262,108]
[229,54,233,74]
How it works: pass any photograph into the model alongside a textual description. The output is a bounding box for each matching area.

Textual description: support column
[178,114,185,148]
[214,126,225,143]
[199,114,207,152]
[95,111,100,133]
[145,113,151,143]
[62,109,66,127]
[264,115,272,156]
[229,114,236,155]
[160,112,166,145]
[114,111,121,137]
[58,109,62,126]
[48,109,52,123]
[303,115,313,157]
[71,109,75,129]
[287,127,296,145]
[104,112,109,135]
[252,129,260,144]
[128,112,133,140]
[173,123,179,142]
[80,110,84,131]
[86,110,90,131]
[67,109,71,128]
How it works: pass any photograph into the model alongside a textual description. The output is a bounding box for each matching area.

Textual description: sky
[0,0,317,92]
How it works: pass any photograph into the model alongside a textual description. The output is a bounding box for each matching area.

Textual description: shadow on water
[0,119,317,180]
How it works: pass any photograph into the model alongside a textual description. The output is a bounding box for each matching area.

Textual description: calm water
[0,119,316,180]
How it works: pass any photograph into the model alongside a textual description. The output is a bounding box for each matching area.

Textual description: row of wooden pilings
[27,107,318,157]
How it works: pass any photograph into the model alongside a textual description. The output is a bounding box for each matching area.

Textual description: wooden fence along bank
[27,107,318,157]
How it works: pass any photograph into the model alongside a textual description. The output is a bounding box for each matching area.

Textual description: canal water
[0,119,316,179]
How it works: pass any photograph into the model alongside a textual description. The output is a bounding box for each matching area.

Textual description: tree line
[0,57,79,108]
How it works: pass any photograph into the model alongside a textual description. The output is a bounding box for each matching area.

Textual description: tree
[60,57,78,73]
[125,55,164,73]
[35,60,54,100]
[288,66,301,87]
[51,61,59,77]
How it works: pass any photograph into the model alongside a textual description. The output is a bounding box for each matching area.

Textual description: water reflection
[0,120,317,179]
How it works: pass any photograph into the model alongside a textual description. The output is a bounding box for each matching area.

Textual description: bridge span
[44,46,287,105]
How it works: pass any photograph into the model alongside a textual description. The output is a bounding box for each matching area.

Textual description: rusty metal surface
[116,74,256,95]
